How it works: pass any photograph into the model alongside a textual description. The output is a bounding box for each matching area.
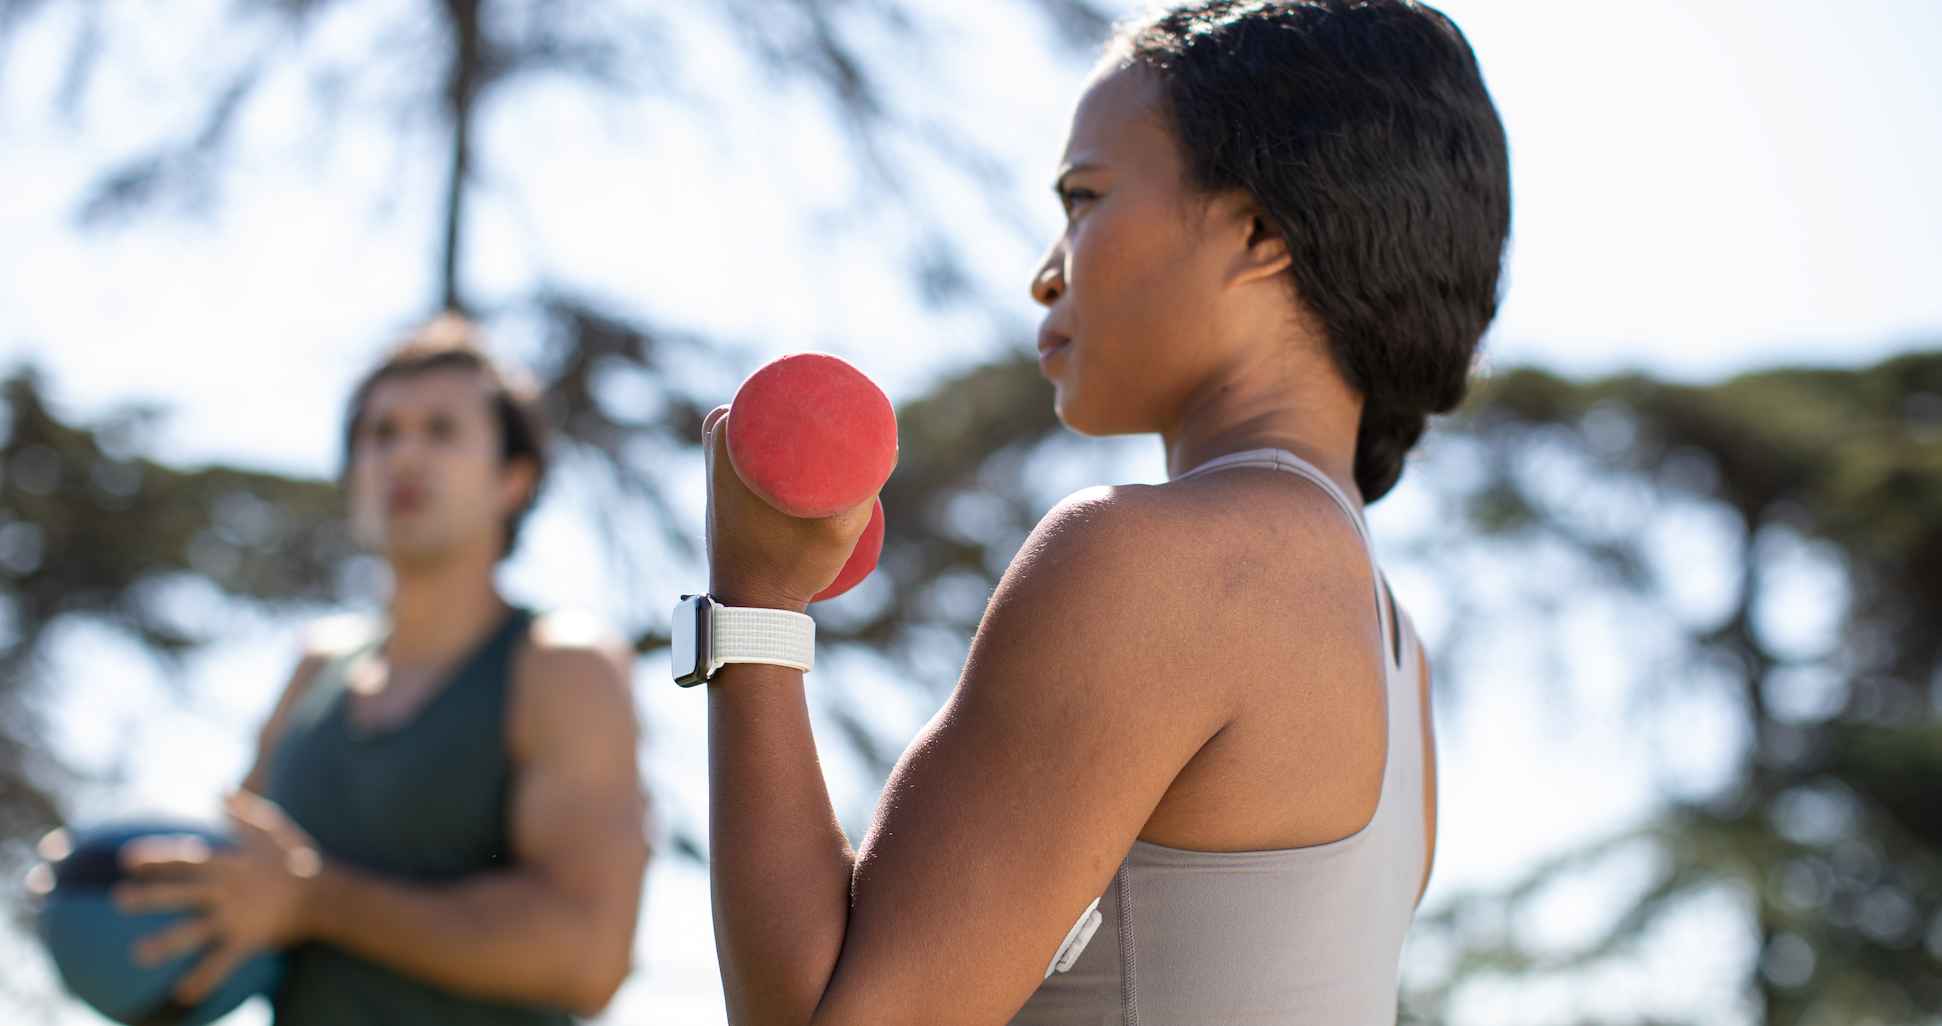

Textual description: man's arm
[298,625,649,1012]
[123,619,651,1015]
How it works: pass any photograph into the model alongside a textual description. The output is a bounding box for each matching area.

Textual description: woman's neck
[1161,342,1364,501]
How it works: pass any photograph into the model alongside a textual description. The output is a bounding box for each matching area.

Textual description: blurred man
[117,315,650,1024]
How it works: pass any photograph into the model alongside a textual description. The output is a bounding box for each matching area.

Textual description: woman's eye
[1060,188,1099,214]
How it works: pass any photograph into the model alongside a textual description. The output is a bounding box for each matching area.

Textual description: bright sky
[1441,0,1942,376]
[1,1,1938,1023]
[0,0,1937,478]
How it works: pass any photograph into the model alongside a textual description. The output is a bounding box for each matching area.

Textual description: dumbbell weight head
[725,353,898,519]
[812,497,885,603]
[724,352,897,602]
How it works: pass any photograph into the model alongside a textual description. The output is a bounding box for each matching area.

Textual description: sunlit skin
[1032,67,1362,482]
[112,367,650,1015]
[700,61,1438,1026]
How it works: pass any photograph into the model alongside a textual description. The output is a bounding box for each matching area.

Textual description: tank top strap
[304,624,387,705]
[1175,448,1369,542]
[1175,447,1397,669]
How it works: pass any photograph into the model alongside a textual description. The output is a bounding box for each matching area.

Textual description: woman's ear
[1224,196,1292,288]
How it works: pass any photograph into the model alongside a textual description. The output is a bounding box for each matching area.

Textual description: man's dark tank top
[267,608,571,1026]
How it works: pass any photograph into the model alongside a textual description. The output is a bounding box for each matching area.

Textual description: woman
[695,2,1509,1023]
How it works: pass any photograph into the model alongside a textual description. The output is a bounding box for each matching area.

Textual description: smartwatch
[671,594,816,687]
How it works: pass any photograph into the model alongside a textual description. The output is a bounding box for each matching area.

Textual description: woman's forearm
[708,661,858,1026]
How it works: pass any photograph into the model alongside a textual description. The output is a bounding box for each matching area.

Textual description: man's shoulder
[519,609,636,692]
[299,612,384,660]
[527,608,621,648]
[509,610,640,756]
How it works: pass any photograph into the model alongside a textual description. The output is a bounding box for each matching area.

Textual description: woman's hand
[703,405,880,611]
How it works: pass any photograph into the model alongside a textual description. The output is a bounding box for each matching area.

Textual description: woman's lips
[1037,336,1071,372]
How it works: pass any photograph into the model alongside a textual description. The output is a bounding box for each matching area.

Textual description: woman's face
[1030,63,1251,437]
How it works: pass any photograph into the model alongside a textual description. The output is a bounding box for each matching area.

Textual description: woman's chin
[1052,394,1134,439]
[1051,389,1093,435]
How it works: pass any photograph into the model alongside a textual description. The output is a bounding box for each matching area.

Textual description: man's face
[346,368,533,567]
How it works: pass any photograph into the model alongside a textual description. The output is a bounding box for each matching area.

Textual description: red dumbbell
[723,353,897,602]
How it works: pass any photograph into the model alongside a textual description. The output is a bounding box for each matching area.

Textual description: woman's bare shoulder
[1012,473,1367,594]
[976,475,1369,690]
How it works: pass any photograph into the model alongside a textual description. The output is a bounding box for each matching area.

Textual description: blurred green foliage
[1398,351,1942,1026]
[0,370,347,847]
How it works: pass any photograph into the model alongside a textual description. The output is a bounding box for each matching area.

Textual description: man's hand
[114,792,323,1005]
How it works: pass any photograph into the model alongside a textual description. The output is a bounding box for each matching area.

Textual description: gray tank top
[1012,449,1428,1026]
[267,608,573,1026]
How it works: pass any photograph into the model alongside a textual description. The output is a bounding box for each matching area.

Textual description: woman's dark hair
[1117,0,1510,501]
[342,314,549,557]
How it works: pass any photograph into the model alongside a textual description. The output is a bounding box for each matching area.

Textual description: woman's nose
[1030,244,1066,308]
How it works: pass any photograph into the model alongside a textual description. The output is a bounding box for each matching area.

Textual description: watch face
[671,599,698,681]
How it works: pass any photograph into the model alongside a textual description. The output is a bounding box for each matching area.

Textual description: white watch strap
[712,605,816,674]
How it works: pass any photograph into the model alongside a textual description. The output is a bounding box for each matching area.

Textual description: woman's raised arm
[702,415,1245,1026]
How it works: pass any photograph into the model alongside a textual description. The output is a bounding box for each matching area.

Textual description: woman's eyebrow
[1053,162,1104,193]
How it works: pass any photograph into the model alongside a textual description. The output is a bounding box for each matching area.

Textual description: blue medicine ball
[37,820,285,1026]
